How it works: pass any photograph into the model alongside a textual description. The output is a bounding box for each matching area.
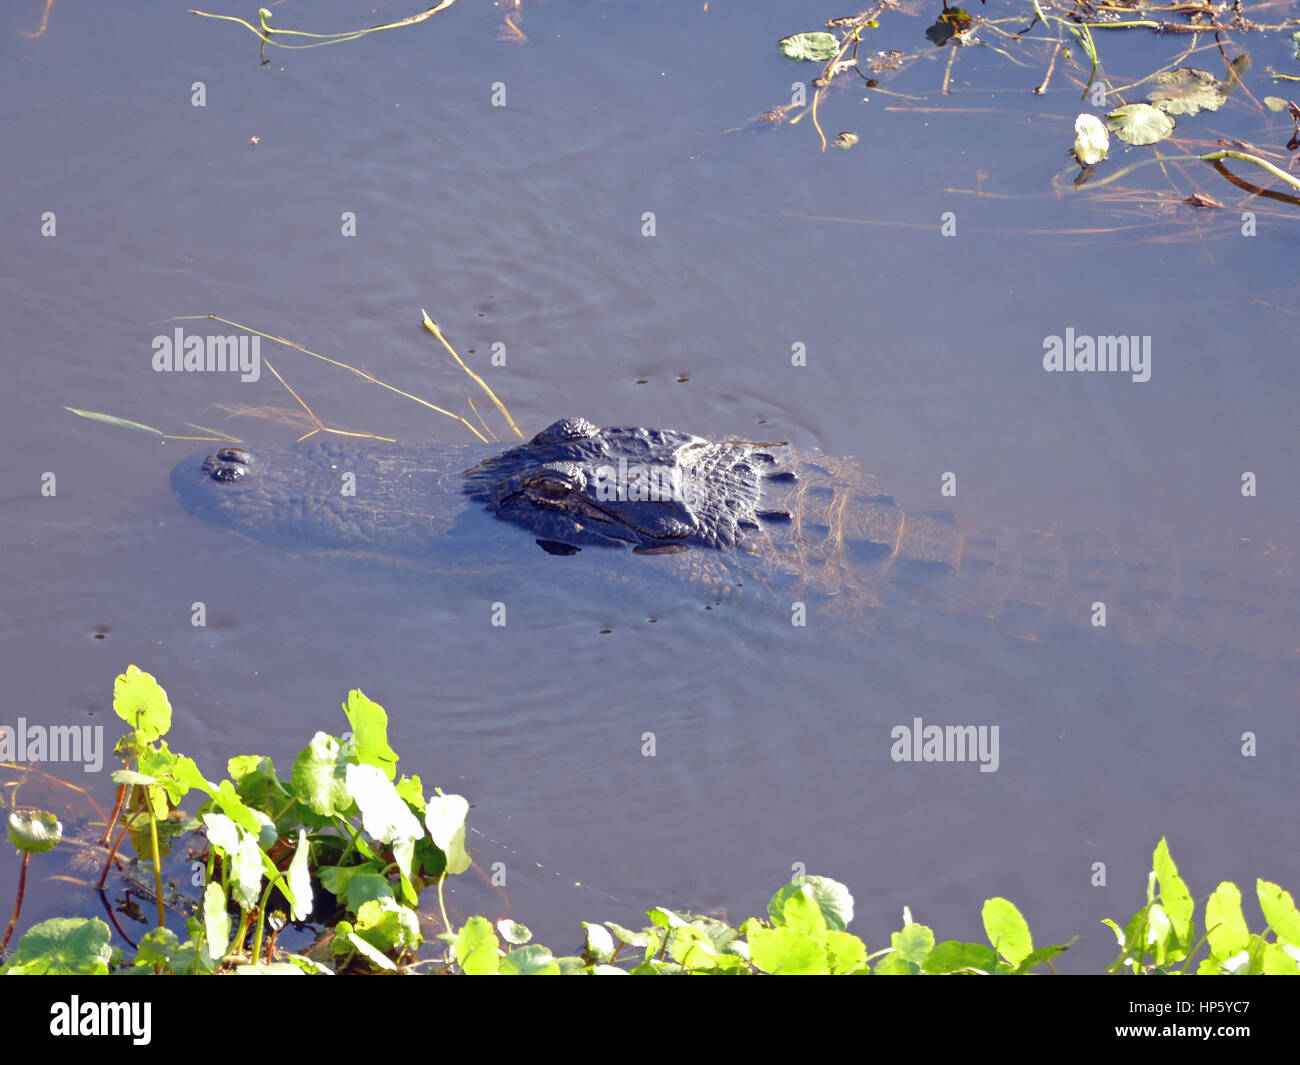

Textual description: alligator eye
[532,476,572,499]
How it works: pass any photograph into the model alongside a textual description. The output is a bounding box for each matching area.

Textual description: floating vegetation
[779,31,841,62]
[739,2,1300,217]
[189,2,460,59]
[1143,66,1230,116]
[1107,103,1176,147]
[5,666,1297,973]
[1073,113,1110,165]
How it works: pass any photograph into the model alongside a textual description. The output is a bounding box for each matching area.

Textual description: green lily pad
[1146,68,1226,116]
[1107,103,1175,146]
[779,32,838,62]
[0,918,111,975]
[7,808,63,853]
[499,918,533,945]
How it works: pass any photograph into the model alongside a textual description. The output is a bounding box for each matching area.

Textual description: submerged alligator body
[172,417,975,595]
[172,418,1299,664]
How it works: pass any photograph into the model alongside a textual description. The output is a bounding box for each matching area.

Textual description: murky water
[3,0,1297,971]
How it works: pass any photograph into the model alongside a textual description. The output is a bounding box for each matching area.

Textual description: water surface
[3,0,1297,970]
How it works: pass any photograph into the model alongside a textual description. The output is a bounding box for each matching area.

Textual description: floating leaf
[1146,68,1226,116]
[1264,96,1290,111]
[1073,113,1109,165]
[926,8,975,47]
[779,32,839,62]
[0,918,112,975]
[500,919,533,946]
[1107,103,1175,146]
[7,809,62,853]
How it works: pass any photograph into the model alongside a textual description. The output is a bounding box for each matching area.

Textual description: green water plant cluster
[766,3,1300,205]
[2,667,1298,974]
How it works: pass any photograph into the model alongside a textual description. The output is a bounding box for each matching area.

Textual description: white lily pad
[1073,113,1109,165]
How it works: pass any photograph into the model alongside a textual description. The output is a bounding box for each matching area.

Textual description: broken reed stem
[421,309,525,440]
[194,314,494,443]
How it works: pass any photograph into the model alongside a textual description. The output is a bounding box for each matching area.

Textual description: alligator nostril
[208,463,246,483]
[203,448,252,483]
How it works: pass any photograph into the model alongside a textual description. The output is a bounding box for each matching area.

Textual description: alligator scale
[172,417,1298,664]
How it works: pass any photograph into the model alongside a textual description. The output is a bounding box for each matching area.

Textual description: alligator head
[463,417,794,555]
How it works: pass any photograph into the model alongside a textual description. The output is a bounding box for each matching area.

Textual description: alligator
[172,417,1299,665]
